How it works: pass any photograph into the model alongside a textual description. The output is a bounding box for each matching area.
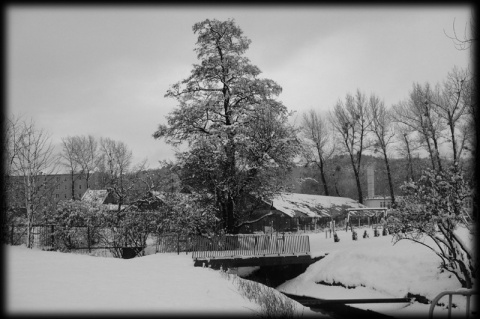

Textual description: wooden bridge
[190,234,322,268]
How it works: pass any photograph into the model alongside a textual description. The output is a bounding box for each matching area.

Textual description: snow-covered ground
[278,226,477,318]
[5,244,317,317]
[5,225,476,318]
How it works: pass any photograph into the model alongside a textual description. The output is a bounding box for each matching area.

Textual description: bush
[363,230,369,238]
[334,232,340,242]
[352,231,358,241]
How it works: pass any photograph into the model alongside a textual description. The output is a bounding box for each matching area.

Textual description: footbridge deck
[191,234,323,268]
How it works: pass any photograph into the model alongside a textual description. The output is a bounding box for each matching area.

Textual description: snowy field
[5,244,316,317]
[280,226,476,318]
[5,225,476,318]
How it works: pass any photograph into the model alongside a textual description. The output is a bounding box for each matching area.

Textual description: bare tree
[60,136,81,199]
[10,118,59,248]
[72,135,98,189]
[97,137,146,211]
[426,67,472,165]
[444,17,476,51]
[392,83,445,172]
[368,95,397,205]
[299,109,336,196]
[329,90,372,204]
[3,115,25,232]
[393,123,422,182]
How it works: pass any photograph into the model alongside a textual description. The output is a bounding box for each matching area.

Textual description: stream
[237,264,397,319]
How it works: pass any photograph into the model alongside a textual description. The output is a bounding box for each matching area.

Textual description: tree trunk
[353,166,364,204]
[318,159,330,196]
[347,151,364,204]
[71,170,75,199]
[448,118,458,164]
[382,150,395,206]
[226,195,237,234]
[404,135,415,181]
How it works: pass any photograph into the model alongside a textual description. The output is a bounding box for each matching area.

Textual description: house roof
[267,192,366,218]
[81,189,109,205]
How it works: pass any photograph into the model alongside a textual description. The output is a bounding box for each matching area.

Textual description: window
[56,176,60,181]
[55,194,59,199]
[79,184,82,190]
[65,185,67,190]
[56,185,60,190]
[64,177,67,181]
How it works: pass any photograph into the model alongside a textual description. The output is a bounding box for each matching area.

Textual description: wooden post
[50,225,55,249]
[87,226,91,253]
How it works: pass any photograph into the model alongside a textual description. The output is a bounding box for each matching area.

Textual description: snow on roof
[268,192,366,218]
[81,189,109,204]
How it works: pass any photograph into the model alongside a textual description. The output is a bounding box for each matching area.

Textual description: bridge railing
[191,234,310,259]
[428,289,477,319]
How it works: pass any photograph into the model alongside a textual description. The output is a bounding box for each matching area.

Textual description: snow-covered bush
[334,232,340,242]
[53,200,104,250]
[388,165,476,288]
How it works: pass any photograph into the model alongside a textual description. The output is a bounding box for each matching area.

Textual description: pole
[87,226,91,253]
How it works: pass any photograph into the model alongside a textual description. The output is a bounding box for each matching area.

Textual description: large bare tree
[368,95,397,205]
[299,109,336,196]
[330,90,372,204]
[427,66,472,165]
[392,83,445,172]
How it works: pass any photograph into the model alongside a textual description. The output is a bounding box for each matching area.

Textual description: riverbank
[276,227,476,318]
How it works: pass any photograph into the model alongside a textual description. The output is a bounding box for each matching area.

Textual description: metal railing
[429,289,477,319]
[191,234,310,259]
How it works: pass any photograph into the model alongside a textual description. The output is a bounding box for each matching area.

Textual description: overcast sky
[7,5,473,169]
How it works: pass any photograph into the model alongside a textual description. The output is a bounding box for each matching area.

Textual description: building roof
[267,192,366,218]
[81,189,110,205]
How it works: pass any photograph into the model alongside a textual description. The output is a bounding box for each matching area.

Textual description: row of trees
[299,66,474,206]
[3,115,180,248]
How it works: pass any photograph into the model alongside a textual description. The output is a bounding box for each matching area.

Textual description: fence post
[50,225,54,249]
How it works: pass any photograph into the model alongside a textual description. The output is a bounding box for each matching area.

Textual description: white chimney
[367,164,375,198]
